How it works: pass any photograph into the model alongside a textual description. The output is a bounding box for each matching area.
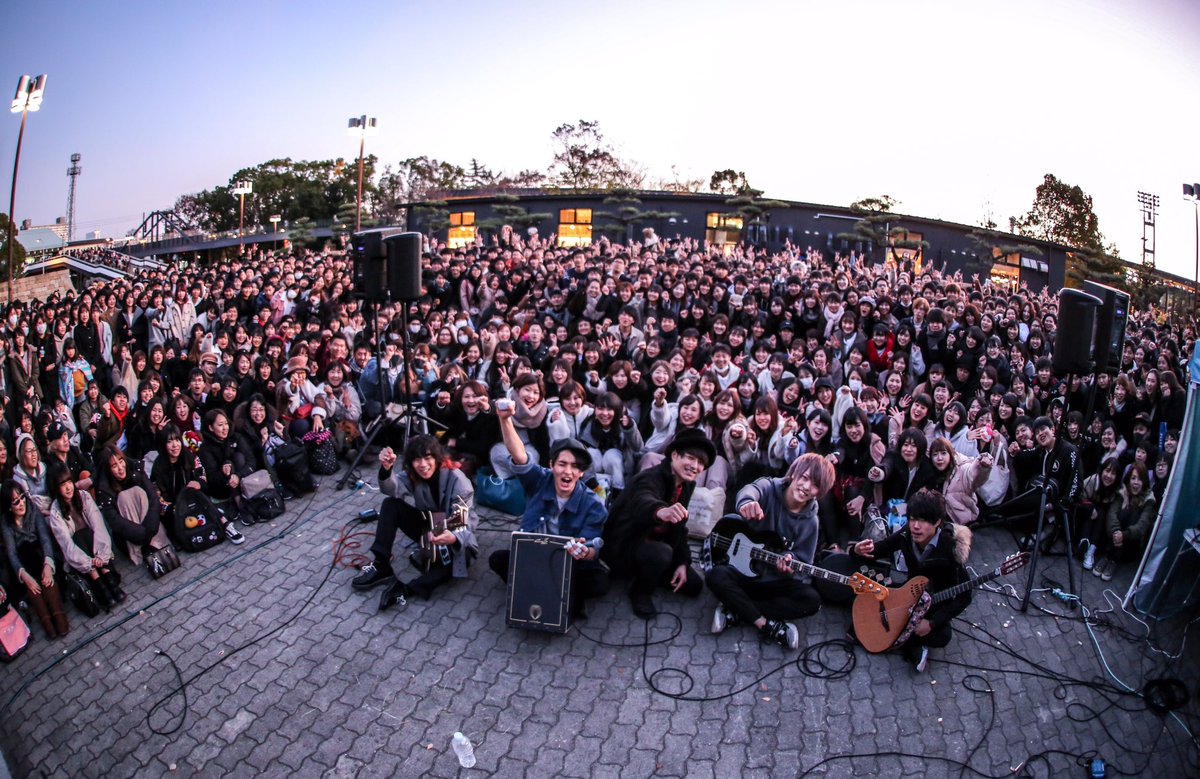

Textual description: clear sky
[3,0,1199,277]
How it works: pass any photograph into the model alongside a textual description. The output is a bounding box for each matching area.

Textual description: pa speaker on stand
[1052,289,1102,376]
[1081,281,1130,376]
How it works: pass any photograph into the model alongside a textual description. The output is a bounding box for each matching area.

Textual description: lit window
[447,211,476,248]
[705,212,742,250]
[557,208,592,247]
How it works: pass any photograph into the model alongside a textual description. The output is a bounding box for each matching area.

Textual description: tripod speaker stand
[337,230,444,490]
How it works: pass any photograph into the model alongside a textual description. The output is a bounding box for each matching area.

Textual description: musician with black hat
[601,429,716,618]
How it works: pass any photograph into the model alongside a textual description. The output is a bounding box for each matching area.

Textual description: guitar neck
[748,545,850,586]
[931,568,1002,604]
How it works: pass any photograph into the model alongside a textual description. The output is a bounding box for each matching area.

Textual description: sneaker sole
[352,578,392,591]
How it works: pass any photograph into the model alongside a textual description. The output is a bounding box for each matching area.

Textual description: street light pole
[269,214,281,251]
[347,115,377,233]
[1184,183,1200,314]
[7,74,46,305]
[232,180,253,256]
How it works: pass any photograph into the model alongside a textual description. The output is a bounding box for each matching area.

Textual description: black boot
[101,569,127,604]
[89,576,113,612]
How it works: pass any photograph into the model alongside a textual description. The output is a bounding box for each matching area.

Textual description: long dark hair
[403,435,453,484]
[47,461,80,517]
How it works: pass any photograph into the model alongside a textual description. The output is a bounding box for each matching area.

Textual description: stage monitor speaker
[384,232,423,301]
[351,228,404,302]
[1053,288,1101,376]
[1081,281,1130,375]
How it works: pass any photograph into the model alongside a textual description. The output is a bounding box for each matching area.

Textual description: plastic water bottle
[452,732,476,768]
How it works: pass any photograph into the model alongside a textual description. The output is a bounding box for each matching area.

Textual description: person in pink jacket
[928,438,993,525]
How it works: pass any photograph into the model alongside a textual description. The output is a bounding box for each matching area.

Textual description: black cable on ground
[571,611,856,703]
[145,511,371,736]
[4,486,329,711]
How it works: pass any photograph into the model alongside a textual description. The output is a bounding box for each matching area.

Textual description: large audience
[0,225,1190,642]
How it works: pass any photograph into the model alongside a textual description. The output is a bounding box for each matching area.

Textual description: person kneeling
[602,429,714,618]
[707,453,835,650]
[350,435,477,610]
[849,488,971,673]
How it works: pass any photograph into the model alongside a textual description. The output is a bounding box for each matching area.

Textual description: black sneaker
[224,523,246,545]
[759,619,800,650]
[378,580,409,611]
[630,590,657,619]
[351,563,392,590]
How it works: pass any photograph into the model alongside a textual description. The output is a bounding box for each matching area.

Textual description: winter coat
[47,491,113,574]
[602,460,694,575]
[380,465,477,579]
[939,455,992,525]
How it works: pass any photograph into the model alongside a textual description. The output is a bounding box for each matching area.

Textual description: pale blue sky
[3,0,1199,276]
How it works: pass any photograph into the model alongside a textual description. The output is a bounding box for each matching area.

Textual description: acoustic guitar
[704,518,888,599]
[415,503,470,573]
[852,552,1029,653]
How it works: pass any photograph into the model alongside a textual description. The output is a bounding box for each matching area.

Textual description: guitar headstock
[848,572,888,601]
[999,551,1030,576]
[446,503,470,532]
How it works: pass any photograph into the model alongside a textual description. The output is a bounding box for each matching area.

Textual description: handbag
[0,606,31,662]
[294,403,314,420]
[145,545,182,579]
[303,429,339,475]
[63,570,101,618]
[240,469,276,500]
[474,468,526,515]
[977,443,1011,506]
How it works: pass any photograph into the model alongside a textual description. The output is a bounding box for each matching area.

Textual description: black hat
[549,437,592,470]
[665,428,718,467]
[47,421,70,443]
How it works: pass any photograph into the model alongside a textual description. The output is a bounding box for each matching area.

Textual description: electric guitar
[704,518,888,599]
[416,503,470,573]
[852,552,1029,653]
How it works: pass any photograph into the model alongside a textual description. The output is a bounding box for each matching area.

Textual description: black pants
[705,564,821,624]
[370,497,457,598]
[488,548,610,615]
[627,540,703,598]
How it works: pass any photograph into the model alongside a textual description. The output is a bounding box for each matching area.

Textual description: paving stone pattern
[1,473,1197,778]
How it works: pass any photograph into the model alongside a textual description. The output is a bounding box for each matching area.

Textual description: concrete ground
[1,471,1197,778]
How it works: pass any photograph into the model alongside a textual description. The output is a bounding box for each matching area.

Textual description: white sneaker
[1082,545,1096,571]
[1101,560,1115,582]
[1093,558,1107,578]
[224,523,246,545]
[711,606,733,634]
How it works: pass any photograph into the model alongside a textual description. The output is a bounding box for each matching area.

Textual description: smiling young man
[850,488,972,672]
[707,453,836,650]
[601,429,717,618]
[487,401,609,617]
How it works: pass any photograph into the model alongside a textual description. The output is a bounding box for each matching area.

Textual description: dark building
[405,190,1069,291]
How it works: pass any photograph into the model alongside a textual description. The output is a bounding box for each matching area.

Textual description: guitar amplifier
[506,532,574,634]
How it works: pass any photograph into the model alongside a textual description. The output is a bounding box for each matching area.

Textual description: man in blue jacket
[488,402,609,617]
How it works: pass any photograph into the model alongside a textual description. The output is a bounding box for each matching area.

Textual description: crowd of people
[0,225,1191,667]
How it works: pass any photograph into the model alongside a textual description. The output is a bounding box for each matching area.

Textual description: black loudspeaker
[1053,289,1102,376]
[1081,281,1130,375]
[351,228,404,301]
[384,232,423,301]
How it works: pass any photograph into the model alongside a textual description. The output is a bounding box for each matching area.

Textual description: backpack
[169,487,226,552]
[274,440,316,494]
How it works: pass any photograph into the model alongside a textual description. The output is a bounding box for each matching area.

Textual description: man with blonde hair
[707,453,836,650]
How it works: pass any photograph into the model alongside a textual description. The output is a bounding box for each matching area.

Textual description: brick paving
[1,471,1197,778]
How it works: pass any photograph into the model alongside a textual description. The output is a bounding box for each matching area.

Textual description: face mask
[409,323,422,334]
[7,316,16,328]
[848,379,863,393]
[800,377,814,390]
[457,335,470,345]
[287,290,297,300]
[35,323,46,335]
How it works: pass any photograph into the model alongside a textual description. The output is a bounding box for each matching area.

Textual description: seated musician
[601,429,716,619]
[487,400,609,619]
[849,488,971,672]
[350,435,477,611]
[707,453,836,650]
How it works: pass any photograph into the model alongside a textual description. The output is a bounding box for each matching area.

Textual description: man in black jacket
[850,488,972,672]
[601,429,715,618]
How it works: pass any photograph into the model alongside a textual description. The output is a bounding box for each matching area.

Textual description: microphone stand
[1019,445,1078,612]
